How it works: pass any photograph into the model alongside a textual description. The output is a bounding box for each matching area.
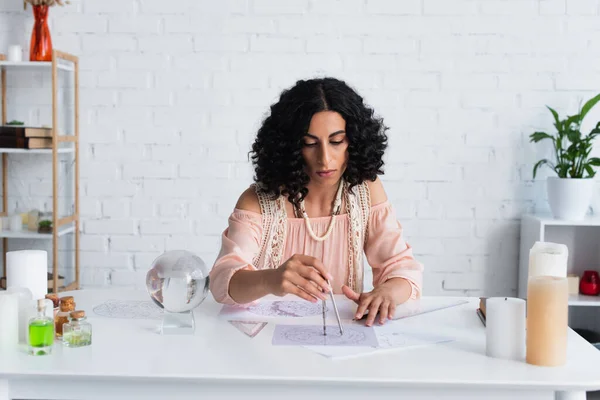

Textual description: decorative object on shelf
[24,0,68,62]
[567,274,580,295]
[28,298,54,355]
[9,214,22,231]
[530,94,600,220]
[0,291,19,351]
[37,219,52,234]
[7,45,22,62]
[528,241,568,279]
[28,4,52,62]
[5,120,24,126]
[526,276,568,366]
[6,250,48,301]
[485,297,526,361]
[146,250,210,335]
[27,209,40,231]
[62,310,92,347]
[579,270,600,296]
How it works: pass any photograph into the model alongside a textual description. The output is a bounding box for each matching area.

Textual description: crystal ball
[146,250,210,313]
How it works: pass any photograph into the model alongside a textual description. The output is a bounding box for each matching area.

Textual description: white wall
[1,0,599,296]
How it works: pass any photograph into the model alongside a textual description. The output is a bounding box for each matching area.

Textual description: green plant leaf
[589,157,600,166]
[547,106,560,126]
[533,159,551,179]
[566,130,581,143]
[566,114,580,129]
[585,164,595,178]
[529,131,555,143]
[555,163,570,178]
[580,93,600,122]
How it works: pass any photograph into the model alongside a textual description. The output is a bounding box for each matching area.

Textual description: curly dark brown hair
[250,77,388,207]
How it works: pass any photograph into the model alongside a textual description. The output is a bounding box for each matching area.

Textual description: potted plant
[38,219,52,234]
[530,94,600,220]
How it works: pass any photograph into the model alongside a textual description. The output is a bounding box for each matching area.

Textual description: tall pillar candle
[526,276,569,366]
[485,297,526,360]
[7,250,48,300]
[7,287,33,344]
[0,292,19,351]
[528,241,568,279]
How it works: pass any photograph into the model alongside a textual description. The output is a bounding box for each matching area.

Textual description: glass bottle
[62,310,92,348]
[28,299,54,355]
[54,295,75,339]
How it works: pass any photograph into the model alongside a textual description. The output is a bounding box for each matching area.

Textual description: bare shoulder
[235,186,262,214]
[366,177,388,206]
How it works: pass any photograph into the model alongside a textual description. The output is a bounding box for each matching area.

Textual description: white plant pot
[547,177,594,220]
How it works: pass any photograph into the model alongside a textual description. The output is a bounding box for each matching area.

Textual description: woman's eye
[330,141,344,145]
[303,142,318,147]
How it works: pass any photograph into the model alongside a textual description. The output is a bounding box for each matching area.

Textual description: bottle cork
[69,310,85,319]
[59,296,75,312]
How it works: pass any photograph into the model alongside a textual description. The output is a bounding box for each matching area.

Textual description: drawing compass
[327,280,344,336]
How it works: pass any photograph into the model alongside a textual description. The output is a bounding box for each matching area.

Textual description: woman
[209,77,423,327]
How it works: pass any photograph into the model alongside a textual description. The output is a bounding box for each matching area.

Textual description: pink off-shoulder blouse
[209,201,423,305]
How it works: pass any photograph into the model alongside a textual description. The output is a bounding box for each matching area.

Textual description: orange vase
[30,5,52,62]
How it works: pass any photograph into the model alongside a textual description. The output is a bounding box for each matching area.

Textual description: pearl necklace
[297,179,344,242]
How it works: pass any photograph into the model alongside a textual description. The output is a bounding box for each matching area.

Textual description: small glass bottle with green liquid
[28,299,54,355]
[63,310,92,347]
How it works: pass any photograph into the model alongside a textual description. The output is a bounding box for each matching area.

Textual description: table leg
[555,391,586,400]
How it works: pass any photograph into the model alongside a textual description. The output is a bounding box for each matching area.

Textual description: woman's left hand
[341,278,411,326]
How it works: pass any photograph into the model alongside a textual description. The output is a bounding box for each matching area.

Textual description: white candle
[7,45,22,62]
[0,292,19,351]
[6,287,34,344]
[485,297,526,361]
[528,241,568,279]
[7,250,48,300]
[9,215,22,231]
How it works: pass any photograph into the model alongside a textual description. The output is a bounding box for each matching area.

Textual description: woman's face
[302,111,349,184]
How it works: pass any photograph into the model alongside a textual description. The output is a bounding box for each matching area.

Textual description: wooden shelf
[0,50,80,294]
[0,225,75,239]
[0,61,74,72]
[0,147,74,154]
[569,294,600,307]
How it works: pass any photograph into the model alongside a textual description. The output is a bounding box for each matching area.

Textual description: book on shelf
[0,125,54,138]
[0,136,52,149]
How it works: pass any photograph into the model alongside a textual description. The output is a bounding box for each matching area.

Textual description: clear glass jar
[62,310,92,348]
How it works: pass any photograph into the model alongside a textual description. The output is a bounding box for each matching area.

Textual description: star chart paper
[272,324,378,347]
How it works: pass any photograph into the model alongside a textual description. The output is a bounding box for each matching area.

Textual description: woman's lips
[316,170,336,177]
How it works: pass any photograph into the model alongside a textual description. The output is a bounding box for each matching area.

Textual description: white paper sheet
[305,322,454,359]
[219,299,327,322]
[93,300,163,320]
[219,296,467,323]
[272,324,378,347]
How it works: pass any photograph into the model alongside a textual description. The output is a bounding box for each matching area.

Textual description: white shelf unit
[519,213,600,334]
[0,225,74,239]
[0,60,74,72]
[0,51,80,293]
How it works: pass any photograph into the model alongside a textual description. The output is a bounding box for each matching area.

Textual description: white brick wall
[1,0,599,296]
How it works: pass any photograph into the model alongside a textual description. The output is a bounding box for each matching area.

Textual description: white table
[1,288,600,400]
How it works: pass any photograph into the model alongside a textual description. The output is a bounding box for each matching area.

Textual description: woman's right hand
[267,254,333,303]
